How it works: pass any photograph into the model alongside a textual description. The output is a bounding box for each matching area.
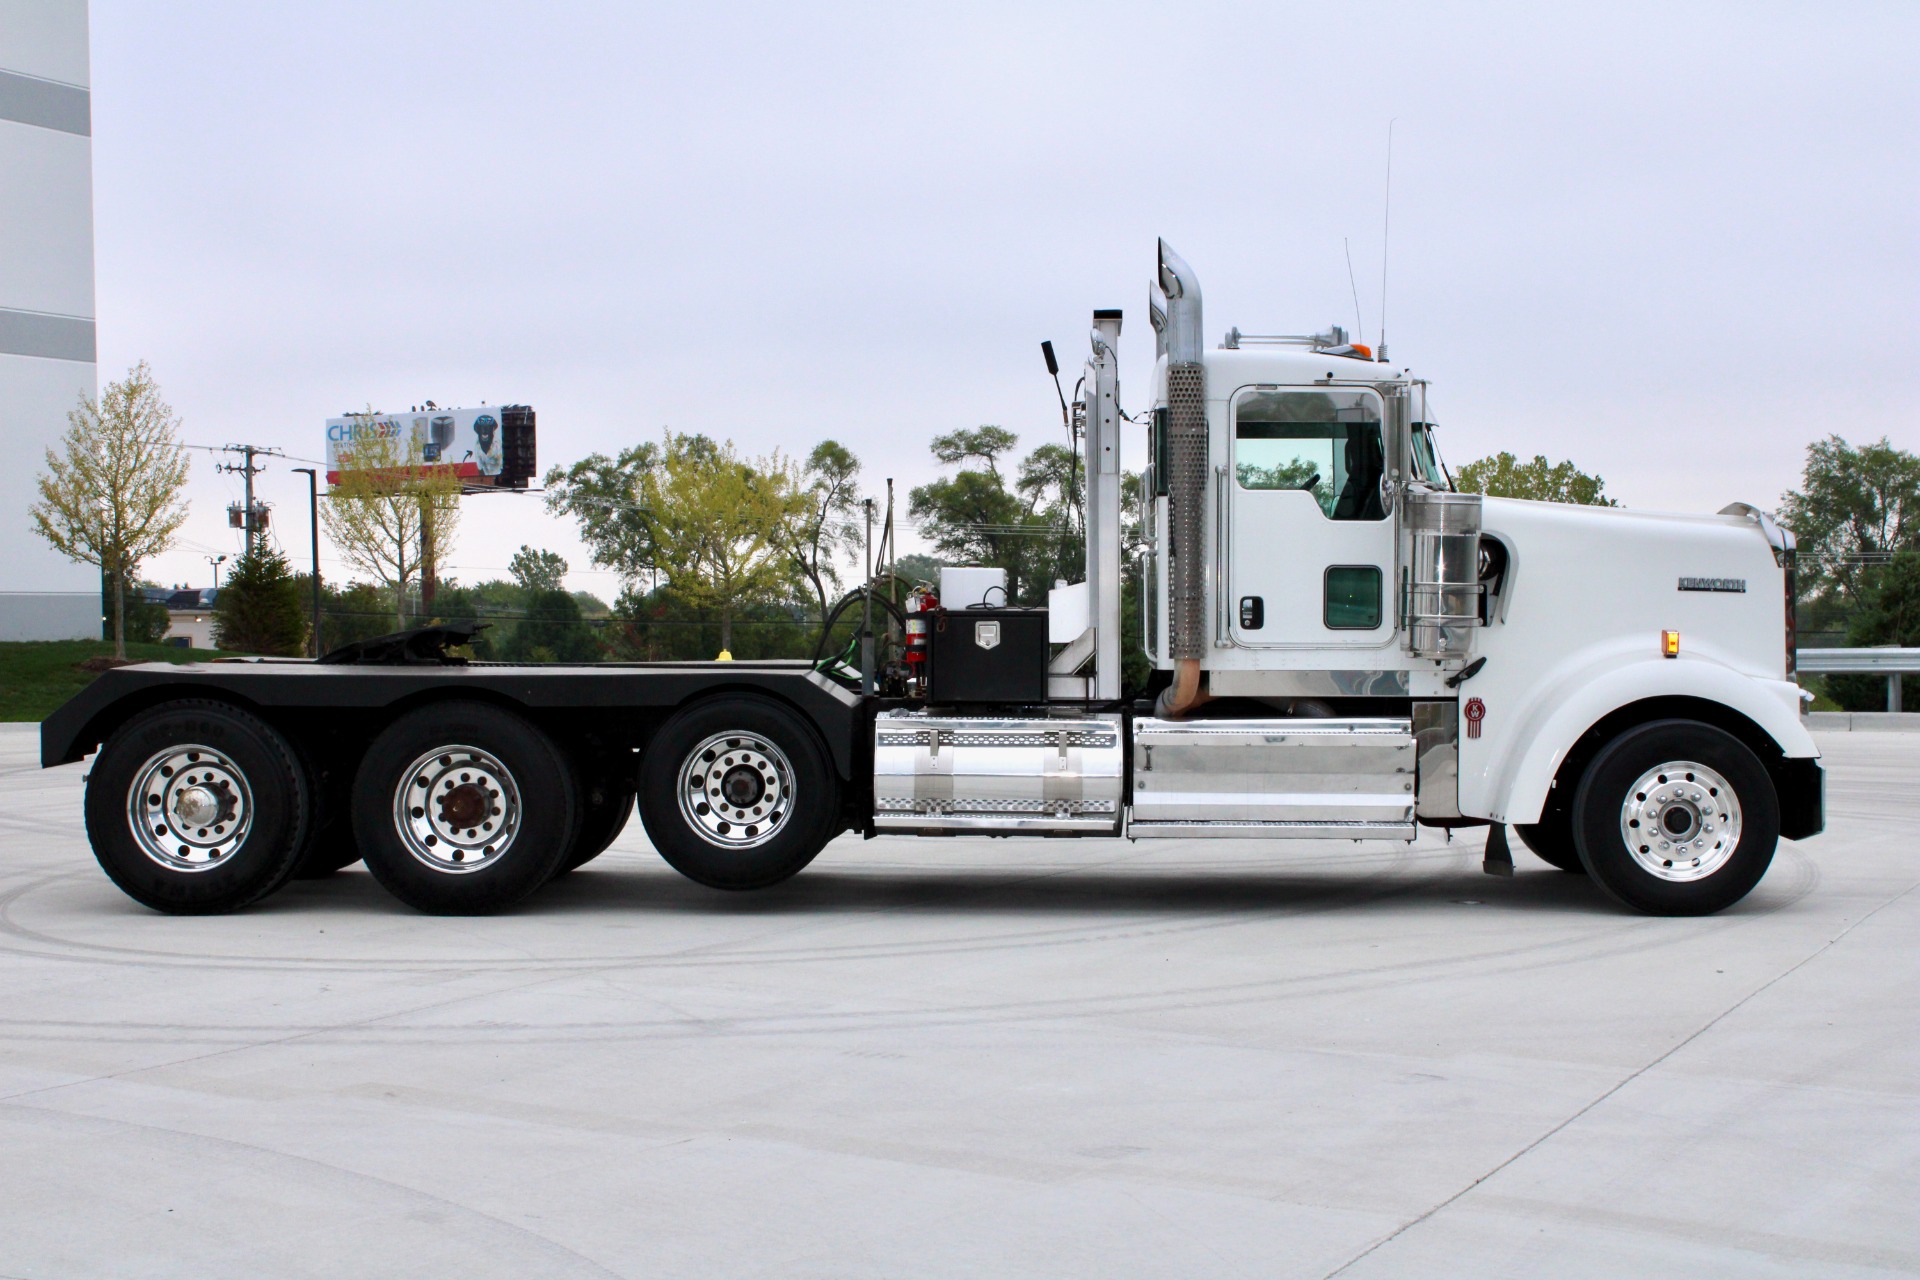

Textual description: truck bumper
[1776,756,1825,841]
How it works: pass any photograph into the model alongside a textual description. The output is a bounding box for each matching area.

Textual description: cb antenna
[1343,237,1365,347]
[1377,118,1396,362]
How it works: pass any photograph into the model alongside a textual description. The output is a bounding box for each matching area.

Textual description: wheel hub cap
[393,745,521,874]
[677,732,794,849]
[1619,760,1741,882]
[126,745,254,873]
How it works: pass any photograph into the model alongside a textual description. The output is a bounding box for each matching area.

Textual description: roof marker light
[1662,630,1680,659]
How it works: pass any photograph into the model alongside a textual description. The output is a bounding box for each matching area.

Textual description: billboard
[325,405,535,489]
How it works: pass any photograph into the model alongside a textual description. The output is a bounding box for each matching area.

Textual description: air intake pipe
[1155,240,1210,718]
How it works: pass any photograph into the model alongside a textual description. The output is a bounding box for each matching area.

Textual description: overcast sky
[93,1,1918,596]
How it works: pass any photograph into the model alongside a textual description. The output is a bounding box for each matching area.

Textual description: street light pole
[292,468,322,657]
[205,554,227,592]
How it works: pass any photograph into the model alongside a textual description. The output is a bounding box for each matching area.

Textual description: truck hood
[1476,496,1788,680]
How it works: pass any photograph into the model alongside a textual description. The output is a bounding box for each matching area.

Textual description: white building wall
[0,0,98,641]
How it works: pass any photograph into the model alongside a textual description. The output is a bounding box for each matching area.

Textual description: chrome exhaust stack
[1084,310,1124,701]
[1155,240,1210,716]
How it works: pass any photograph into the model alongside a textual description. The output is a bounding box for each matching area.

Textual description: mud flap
[1482,823,1515,876]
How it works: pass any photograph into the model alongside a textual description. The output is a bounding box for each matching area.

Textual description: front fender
[1460,643,1815,825]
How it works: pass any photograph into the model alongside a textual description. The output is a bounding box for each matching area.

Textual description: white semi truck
[43,242,1822,918]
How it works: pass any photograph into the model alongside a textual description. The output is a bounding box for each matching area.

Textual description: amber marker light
[1662,630,1681,658]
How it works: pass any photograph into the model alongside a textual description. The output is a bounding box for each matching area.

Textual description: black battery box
[927,607,1048,704]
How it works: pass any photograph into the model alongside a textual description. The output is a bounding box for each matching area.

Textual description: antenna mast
[1344,237,1365,346]
[1378,119,1396,362]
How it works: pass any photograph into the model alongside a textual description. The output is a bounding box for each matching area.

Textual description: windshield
[1411,424,1450,489]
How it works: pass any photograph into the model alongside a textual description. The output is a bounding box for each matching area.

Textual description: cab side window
[1234,390,1385,521]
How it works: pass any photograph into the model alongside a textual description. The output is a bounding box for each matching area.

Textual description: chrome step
[1127,716,1416,840]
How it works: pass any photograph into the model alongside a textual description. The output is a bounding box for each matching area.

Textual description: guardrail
[1797,647,1920,713]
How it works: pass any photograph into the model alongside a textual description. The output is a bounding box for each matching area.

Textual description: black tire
[1515,802,1584,874]
[638,696,840,890]
[84,700,311,914]
[289,739,361,878]
[292,831,362,878]
[552,775,634,877]
[1572,719,1779,916]
[352,702,577,914]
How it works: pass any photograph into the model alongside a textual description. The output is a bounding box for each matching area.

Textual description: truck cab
[1118,241,1821,909]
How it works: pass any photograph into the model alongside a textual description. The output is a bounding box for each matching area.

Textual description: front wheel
[638,697,840,890]
[1572,720,1779,916]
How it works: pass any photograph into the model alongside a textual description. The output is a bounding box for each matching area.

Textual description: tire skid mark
[0,848,1454,974]
[0,906,1798,1048]
[0,1101,624,1277]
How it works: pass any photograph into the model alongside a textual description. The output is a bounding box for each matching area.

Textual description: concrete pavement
[0,724,1913,1278]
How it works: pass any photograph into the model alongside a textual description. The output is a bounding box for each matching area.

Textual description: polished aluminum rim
[392,744,521,874]
[676,731,793,849]
[1619,759,1741,882]
[127,744,254,873]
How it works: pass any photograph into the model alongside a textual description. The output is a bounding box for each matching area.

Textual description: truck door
[1227,386,1395,649]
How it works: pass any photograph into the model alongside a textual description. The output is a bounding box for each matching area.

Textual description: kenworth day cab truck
[43,242,1822,918]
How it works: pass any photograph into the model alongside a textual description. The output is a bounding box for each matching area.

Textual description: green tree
[109,578,173,646]
[1015,442,1088,593]
[1824,549,1920,710]
[1778,436,1920,621]
[607,583,808,662]
[508,545,568,593]
[213,546,308,656]
[1454,452,1617,506]
[547,431,802,653]
[931,425,1020,478]
[30,362,193,658]
[777,440,863,621]
[544,441,663,588]
[316,580,405,652]
[910,427,1061,604]
[501,588,601,663]
[893,553,942,588]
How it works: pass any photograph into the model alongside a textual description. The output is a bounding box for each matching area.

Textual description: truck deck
[41,659,866,778]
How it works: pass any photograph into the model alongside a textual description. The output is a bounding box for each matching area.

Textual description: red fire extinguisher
[903,588,937,669]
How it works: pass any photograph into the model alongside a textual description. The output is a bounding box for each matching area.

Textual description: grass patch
[0,640,242,723]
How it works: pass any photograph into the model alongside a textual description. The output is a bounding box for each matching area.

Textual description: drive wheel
[352,702,577,914]
[290,745,361,878]
[85,700,311,914]
[293,832,362,878]
[639,696,840,890]
[1572,720,1778,916]
[552,773,634,877]
[1515,801,1583,873]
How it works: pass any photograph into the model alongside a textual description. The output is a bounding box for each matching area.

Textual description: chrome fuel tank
[872,712,1123,834]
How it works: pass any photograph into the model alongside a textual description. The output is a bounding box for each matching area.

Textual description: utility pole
[292,469,322,657]
[215,444,284,554]
[861,498,875,695]
[420,501,436,617]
